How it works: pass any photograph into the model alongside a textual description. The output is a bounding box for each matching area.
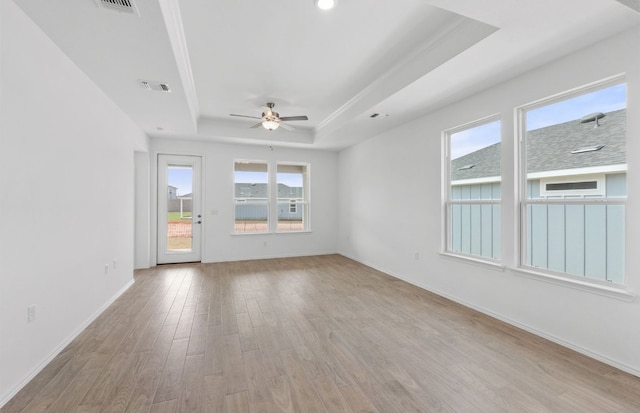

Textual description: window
[518,79,626,284]
[277,163,309,232]
[234,161,269,233]
[444,118,501,260]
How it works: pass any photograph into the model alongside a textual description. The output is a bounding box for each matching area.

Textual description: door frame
[157,154,203,264]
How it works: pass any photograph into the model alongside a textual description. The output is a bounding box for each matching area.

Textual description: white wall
[146,138,338,264]
[134,151,151,269]
[0,0,147,404]
[338,27,640,375]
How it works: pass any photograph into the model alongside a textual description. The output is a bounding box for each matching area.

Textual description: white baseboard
[0,279,135,408]
[339,252,640,379]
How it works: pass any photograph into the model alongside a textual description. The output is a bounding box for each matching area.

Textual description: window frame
[442,114,502,263]
[233,160,270,234]
[516,75,627,286]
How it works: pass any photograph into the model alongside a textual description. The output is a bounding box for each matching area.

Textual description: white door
[157,154,202,264]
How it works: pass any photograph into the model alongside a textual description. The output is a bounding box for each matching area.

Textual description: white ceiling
[13,0,640,151]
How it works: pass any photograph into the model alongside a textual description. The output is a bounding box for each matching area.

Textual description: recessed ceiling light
[315,0,336,10]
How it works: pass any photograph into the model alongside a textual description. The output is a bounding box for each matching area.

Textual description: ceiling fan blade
[279,122,294,131]
[230,113,262,120]
[279,115,308,121]
[250,122,263,128]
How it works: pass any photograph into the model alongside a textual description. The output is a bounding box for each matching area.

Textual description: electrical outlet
[113,259,117,270]
[27,305,36,323]
[104,264,109,274]
[414,252,419,260]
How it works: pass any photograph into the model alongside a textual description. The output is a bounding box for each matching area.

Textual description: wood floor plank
[242,350,277,412]
[19,353,92,413]
[122,324,176,413]
[311,375,352,413]
[148,399,176,413]
[203,375,226,413]
[177,354,204,413]
[44,366,102,413]
[224,391,249,413]
[280,349,327,413]
[222,334,248,395]
[202,324,224,377]
[152,338,189,403]
[4,255,640,413]
[339,385,379,413]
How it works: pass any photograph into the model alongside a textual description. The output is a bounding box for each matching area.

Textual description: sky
[168,167,193,196]
[451,83,626,160]
[450,120,501,160]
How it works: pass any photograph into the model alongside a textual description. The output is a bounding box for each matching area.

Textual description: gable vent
[95,0,139,15]
[138,80,171,93]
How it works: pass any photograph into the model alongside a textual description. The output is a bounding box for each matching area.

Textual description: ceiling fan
[230,102,309,131]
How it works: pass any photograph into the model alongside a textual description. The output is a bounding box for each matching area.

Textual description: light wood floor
[3,255,640,412]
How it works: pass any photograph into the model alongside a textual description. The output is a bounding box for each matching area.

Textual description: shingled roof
[451,109,626,181]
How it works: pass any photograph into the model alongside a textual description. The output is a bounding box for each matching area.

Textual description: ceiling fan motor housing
[263,111,280,120]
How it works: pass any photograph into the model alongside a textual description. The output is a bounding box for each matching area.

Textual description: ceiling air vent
[138,80,171,93]
[95,0,139,15]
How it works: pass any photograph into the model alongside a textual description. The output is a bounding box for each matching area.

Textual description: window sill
[231,232,270,236]
[439,251,506,271]
[512,267,635,302]
[231,230,312,236]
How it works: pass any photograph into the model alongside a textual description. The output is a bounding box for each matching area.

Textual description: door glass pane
[167,165,193,252]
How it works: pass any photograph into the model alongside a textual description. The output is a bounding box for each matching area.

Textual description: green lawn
[168,212,192,221]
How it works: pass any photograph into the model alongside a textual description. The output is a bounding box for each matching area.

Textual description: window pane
[450,120,501,189]
[234,161,269,233]
[277,163,308,232]
[449,203,500,260]
[447,119,501,261]
[522,82,626,282]
[525,84,626,198]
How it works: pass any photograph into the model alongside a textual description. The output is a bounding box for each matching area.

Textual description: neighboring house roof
[450,142,501,182]
[235,183,302,198]
[451,109,626,181]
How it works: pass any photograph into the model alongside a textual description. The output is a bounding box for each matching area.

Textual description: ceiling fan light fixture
[262,119,280,131]
[315,0,336,10]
